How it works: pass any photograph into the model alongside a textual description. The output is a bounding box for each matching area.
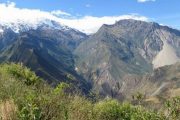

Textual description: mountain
[74,19,180,99]
[0,18,179,98]
[121,62,180,99]
[117,62,180,109]
[0,20,91,93]
[0,19,87,50]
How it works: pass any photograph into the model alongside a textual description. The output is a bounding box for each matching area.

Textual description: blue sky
[0,0,180,33]
[1,0,179,18]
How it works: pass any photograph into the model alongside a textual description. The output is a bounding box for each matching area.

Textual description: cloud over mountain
[0,2,149,34]
[60,15,149,34]
[137,0,156,3]
[51,10,71,16]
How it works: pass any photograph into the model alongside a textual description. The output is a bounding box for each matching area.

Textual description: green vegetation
[0,63,41,86]
[165,97,180,120]
[0,63,179,120]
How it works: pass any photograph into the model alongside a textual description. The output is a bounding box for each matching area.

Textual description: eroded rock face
[75,19,180,99]
[152,29,180,68]
[152,40,179,68]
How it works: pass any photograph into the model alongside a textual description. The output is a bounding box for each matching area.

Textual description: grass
[0,63,179,120]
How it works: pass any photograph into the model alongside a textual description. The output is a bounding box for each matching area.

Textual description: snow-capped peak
[0,29,3,33]
[0,2,72,33]
[0,2,150,34]
[40,19,71,31]
[0,25,4,34]
[0,18,72,33]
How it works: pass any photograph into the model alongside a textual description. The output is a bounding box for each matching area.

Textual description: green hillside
[0,63,179,120]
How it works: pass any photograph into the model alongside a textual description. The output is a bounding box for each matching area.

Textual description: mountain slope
[121,62,180,99]
[0,21,91,93]
[74,19,180,98]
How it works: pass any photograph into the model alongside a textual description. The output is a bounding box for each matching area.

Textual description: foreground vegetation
[0,63,179,120]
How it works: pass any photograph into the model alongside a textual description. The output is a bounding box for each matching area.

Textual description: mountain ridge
[0,20,91,93]
[0,18,179,99]
[74,19,180,99]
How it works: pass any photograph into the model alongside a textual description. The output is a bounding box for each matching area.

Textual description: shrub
[18,91,42,120]
[130,106,165,120]
[165,97,180,119]
[68,96,93,120]
[93,99,164,120]
[0,63,40,86]
[53,82,70,95]
[93,99,121,120]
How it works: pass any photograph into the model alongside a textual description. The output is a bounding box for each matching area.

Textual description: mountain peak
[75,19,180,98]
[113,19,160,28]
[0,18,73,33]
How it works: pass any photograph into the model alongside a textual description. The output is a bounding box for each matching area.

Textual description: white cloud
[0,2,57,26]
[6,1,16,7]
[85,4,91,8]
[51,10,71,16]
[137,0,156,3]
[0,2,149,34]
[59,15,149,34]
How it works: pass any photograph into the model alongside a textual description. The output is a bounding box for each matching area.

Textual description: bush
[0,63,40,86]
[68,96,93,120]
[130,106,165,120]
[93,99,164,120]
[93,99,121,120]
[18,91,42,120]
[53,82,70,95]
[165,97,180,119]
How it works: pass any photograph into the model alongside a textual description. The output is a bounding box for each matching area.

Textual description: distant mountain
[0,18,179,98]
[74,19,180,98]
[0,19,87,50]
[0,20,90,93]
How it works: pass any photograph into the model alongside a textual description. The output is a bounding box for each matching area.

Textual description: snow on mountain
[0,2,149,34]
[0,19,72,33]
[0,25,3,34]
[0,29,3,33]
[0,2,73,33]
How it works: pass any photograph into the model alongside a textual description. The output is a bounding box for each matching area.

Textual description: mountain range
[0,19,179,100]
[0,20,90,93]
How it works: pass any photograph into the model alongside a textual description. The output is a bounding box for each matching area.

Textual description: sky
[0,0,180,34]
